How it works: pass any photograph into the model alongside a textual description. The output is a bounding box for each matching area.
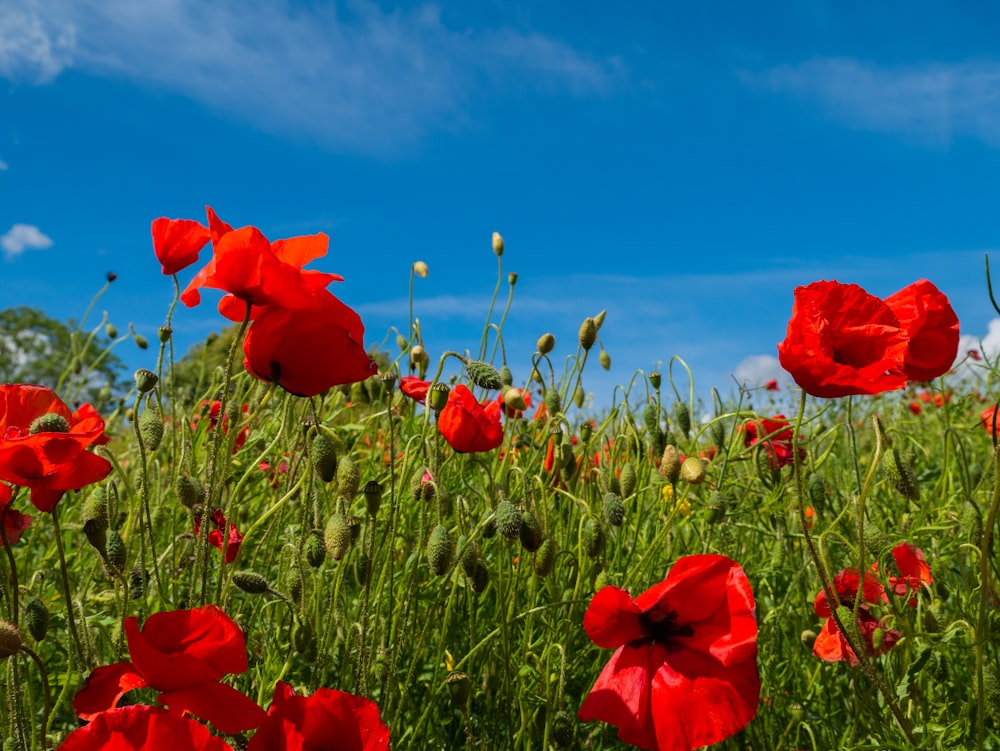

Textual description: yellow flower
[675,498,692,516]
[660,484,675,504]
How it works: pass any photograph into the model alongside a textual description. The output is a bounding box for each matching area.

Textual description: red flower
[152,217,211,276]
[73,605,265,734]
[577,554,759,751]
[436,384,504,453]
[0,385,112,512]
[886,542,932,605]
[1,485,31,543]
[59,704,235,751]
[192,400,249,451]
[777,281,909,398]
[399,376,431,405]
[246,681,390,751]
[812,568,899,667]
[969,348,983,361]
[741,415,803,470]
[764,379,779,391]
[883,279,960,382]
[194,508,243,564]
[242,289,378,397]
[908,401,922,416]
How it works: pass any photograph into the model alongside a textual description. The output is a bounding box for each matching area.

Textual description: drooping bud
[458,536,480,578]
[508,272,518,287]
[518,510,544,553]
[311,432,338,483]
[578,318,597,351]
[673,401,691,437]
[293,619,317,662]
[24,597,49,642]
[536,333,556,355]
[582,517,605,558]
[466,360,503,390]
[0,622,23,659]
[427,525,453,576]
[544,388,561,416]
[603,492,625,527]
[175,476,203,509]
[532,538,557,577]
[710,420,726,450]
[139,406,164,451]
[495,500,522,540]
[29,413,70,434]
[807,474,828,512]
[412,261,429,278]
[105,323,118,339]
[396,334,409,351]
[598,349,611,370]
[83,518,108,557]
[232,570,270,595]
[282,564,303,605]
[680,457,706,485]
[446,670,470,710]
[304,529,326,568]
[409,344,429,376]
[133,333,149,350]
[492,231,504,256]
[660,445,681,484]
[471,560,490,593]
[706,491,729,524]
[503,388,527,413]
[862,522,891,558]
[551,711,576,748]
[573,387,585,409]
[134,368,158,394]
[336,456,361,500]
[363,480,383,517]
[883,447,920,502]
[324,513,352,561]
[620,463,637,498]
[106,529,127,574]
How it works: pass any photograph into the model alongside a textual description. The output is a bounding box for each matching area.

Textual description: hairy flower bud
[324,513,352,561]
[536,333,556,355]
[106,529,127,574]
[24,597,49,642]
[660,445,681,484]
[336,456,361,500]
[533,538,557,578]
[232,570,270,595]
[311,432,338,483]
[427,525,453,576]
[466,360,503,390]
[673,401,691,437]
[175,475,203,509]
[304,529,326,568]
[492,231,504,256]
[519,510,544,553]
[544,388,561,416]
[680,456,706,485]
[578,318,597,351]
[599,349,611,370]
[883,447,920,502]
[363,479,383,517]
[0,622,23,659]
[582,517,605,558]
[603,492,625,527]
[105,323,118,339]
[495,500,522,540]
[29,413,70,434]
[619,462,637,498]
[139,406,164,451]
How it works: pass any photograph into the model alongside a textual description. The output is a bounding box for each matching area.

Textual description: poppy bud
[105,323,118,339]
[336,456,361,500]
[578,318,597,351]
[599,349,611,370]
[706,491,729,524]
[363,480,383,517]
[134,368,158,394]
[24,597,49,642]
[963,503,983,547]
[282,564,303,605]
[396,334,409,351]
[862,522,891,558]
[673,401,691,437]
[83,518,108,557]
[106,529,127,574]
[324,513,352,561]
[643,402,660,441]
[533,538,557,577]
[158,325,172,343]
[412,260,429,278]
[130,566,147,600]
[559,443,575,471]
[800,630,817,649]
[29,412,69,434]
[0,622,23,659]
[710,421,726,450]
[293,618,317,662]
[471,559,490,593]
[134,333,149,350]
[311,432,338,483]
[458,536,481,578]
[492,231,504,256]
[304,529,326,568]
[580,421,593,443]
[495,500,522,539]
[883,448,920,502]
[544,388,561,416]
[503,387,528,413]
[446,670,470,710]
[427,525,453,576]
[984,666,1000,725]
[508,272,518,287]
[660,445,681,484]
[175,476,203,509]
[498,366,514,387]
[232,570,270,595]
[466,360,503,390]
[536,333,556,354]
[807,474,828,512]
[139,406,164,451]
[573,386,585,409]
[409,344,429,376]
[680,457,706,485]
[582,517,605,558]
[429,383,450,411]
[923,602,946,634]
[620,463,637,498]
[603,492,625,527]
[519,510,544,553]
[551,711,576,748]
[593,309,607,331]
[106,271,117,283]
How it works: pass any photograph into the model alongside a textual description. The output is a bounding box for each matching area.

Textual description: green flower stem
[478,253,503,360]
[50,507,88,668]
[21,645,52,751]
[132,391,168,605]
[0,497,20,622]
[975,444,1000,749]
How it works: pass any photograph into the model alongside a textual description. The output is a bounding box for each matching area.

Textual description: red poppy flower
[192,400,249,451]
[764,379,779,391]
[59,704,236,751]
[812,568,899,667]
[246,681,390,751]
[577,554,759,751]
[399,376,431,405]
[242,289,378,397]
[883,279,960,382]
[886,542,932,605]
[152,217,211,276]
[1,485,31,544]
[908,401,922,416]
[0,384,112,512]
[194,508,243,564]
[437,384,504,453]
[981,406,1000,437]
[741,415,804,470]
[969,348,983,361]
[777,281,909,398]
[73,605,265,734]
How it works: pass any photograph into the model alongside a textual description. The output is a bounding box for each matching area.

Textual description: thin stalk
[50,507,88,667]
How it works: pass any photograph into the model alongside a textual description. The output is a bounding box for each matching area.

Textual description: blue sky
[2,1,1000,408]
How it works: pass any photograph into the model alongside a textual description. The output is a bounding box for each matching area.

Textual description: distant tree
[0,306,127,408]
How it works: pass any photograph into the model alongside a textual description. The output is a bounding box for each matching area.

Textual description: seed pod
[134,368,157,394]
[519,510,544,553]
[24,597,49,642]
[660,445,681,484]
[533,538,557,578]
[466,360,503,391]
[106,529,127,574]
[578,318,597,351]
[427,525,453,576]
[648,371,662,390]
[139,406,164,451]
[536,333,556,354]
[232,571,270,595]
[673,401,691,437]
[495,500,522,540]
[324,514,352,561]
[603,492,625,527]
[311,432,338,483]
[304,529,326,568]
[680,457,705,485]
[582,517,605,558]
[446,670,470,709]
[551,710,576,748]
[336,456,361,500]
[619,463,637,498]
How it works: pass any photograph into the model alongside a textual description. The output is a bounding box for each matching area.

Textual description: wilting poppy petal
[883,279,960,382]
[59,704,235,751]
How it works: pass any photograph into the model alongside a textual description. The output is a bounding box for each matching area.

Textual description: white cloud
[733,355,786,391]
[1,223,53,260]
[0,0,621,153]
[746,57,1000,148]
[0,159,8,170]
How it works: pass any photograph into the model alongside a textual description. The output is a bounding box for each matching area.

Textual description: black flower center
[637,603,693,644]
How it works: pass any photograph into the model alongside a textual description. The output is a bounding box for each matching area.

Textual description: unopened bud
[619,463,637,498]
[533,538,557,577]
[139,406,164,451]
[106,529,127,574]
[599,349,611,370]
[519,510,544,552]
[544,388,561,416]
[105,323,118,339]
[304,529,325,568]
[680,456,706,485]
[536,333,556,355]
[24,597,49,642]
[427,525,453,576]
[311,432,338,483]
[495,500,522,539]
[336,456,361,500]
[593,310,607,331]
[578,318,597,351]
[324,513,352,560]
[363,480,383,517]
[582,517,605,558]
[503,388,528,413]
[603,492,625,527]
[660,445,681,484]
[232,570,270,594]
[134,333,149,350]
[492,231,504,256]
[673,401,691,437]
[466,360,503,390]
[175,476,203,509]
[412,261,429,278]
[508,272,518,287]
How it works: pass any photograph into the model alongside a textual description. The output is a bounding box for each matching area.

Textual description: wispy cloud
[1,223,53,260]
[745,57,1000,147]
[0,159,8,170]
[0,0,622,153]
